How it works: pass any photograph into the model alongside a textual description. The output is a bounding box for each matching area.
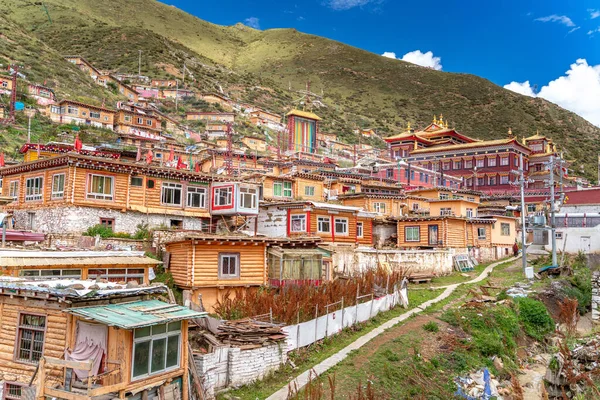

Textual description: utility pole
[548,155,557,267]
[511,153,532,275]
[138,50,142,77]
[175,80,179,109]
[182,62,186,85]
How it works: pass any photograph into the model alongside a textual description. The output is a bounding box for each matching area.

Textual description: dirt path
[266,256,521,400]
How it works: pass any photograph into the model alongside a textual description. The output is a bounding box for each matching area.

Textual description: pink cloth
[65,322,108,380]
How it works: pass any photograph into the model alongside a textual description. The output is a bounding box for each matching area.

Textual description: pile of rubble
[454,368,511,399]
[544,336,600,398]
[505,281,533,298]
[216,318,286,348]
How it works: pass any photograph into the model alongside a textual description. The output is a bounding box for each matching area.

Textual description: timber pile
[216,318,286,348]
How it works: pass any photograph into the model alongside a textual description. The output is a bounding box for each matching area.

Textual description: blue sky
[161,0,600,126]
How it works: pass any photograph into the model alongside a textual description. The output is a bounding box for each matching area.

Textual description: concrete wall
[257,208,287,238]
[351,247,457,276]
[545,226,600,254]
[560,204,600,214]
[13,206,205,234]
[593,270,600,322]
[193,343,286,399]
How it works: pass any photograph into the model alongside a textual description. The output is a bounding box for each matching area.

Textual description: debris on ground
[454,368,508,399]
[215,318,286,348]
[505,282,532,298]
[544,335,600,398]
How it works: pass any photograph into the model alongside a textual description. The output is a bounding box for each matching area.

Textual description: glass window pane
[168,321,182,332]
[133,341,150,377]
[151,338,167,373]
[152,324,167,335]
[166,335,180,368]
[134,326,151,338]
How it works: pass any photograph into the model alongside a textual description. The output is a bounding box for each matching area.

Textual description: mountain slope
[1,0,599,182]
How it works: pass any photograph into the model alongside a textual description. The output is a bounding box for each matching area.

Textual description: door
[580,236,591,253]
[428,225,439,246]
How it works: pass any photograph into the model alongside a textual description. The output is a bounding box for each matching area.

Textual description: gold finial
[439,114,444,125]
[508,127,513,137]
[407,122,411,131]
[522,136,526,144]
[444,120,448,129]
[433,115,437,124]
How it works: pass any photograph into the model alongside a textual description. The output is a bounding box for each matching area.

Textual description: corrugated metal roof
[66,299,206,329]
[0,250,162,268]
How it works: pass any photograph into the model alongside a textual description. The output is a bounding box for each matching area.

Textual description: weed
[515,297,555,341]
[423,321,439,333]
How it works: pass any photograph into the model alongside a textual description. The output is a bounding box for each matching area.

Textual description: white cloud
[381,51,397,59]
[400,50,442,70]
[326,0,375,11]
[589,9,600,19]
[244,17,260,29]
[535,14,576,27]
[588,27,600,36]
[504,81,536,97]
[504,59,600,127]
[568,26,581,34]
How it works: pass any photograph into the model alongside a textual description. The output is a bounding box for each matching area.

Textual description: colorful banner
[293,117,317,153]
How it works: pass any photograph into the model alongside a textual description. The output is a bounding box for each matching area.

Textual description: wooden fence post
[314,304,318,345]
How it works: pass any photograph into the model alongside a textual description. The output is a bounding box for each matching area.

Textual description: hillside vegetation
[1,0,599,182]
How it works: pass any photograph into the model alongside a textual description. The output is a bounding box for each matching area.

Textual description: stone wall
[593,270,600,322]
[193,343,287,399]
[14,206,205,234]
[46,233,151,251]
[352,247,458,276]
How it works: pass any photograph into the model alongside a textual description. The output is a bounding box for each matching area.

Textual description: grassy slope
[2,0,599,181]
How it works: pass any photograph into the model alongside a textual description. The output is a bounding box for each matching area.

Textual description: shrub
[516,298,554,340]
[83,224,115,238]
[133,222,151,240]
[423,321,439,333]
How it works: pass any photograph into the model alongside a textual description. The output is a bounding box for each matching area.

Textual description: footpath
[266,256,520,400]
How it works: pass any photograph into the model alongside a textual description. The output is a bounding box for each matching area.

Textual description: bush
[423,321,439,333]
[83,224,115,238]
[133,222,151,240]
[516,298,554,340]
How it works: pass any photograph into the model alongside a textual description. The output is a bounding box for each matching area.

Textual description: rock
[493,357,504,372]
[69,283,85,290]
[89,284,100,290]
[126,281,139,289]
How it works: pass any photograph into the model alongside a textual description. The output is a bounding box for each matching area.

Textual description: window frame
[89,111,101,119]
[239,186,257,210]
[304,185,315,197]
[500,157,509,166]
[440,207,453,216]
[3,382,26,400]
[290,214,307,233]
[186,185,207,209]
[25,176,44,202]
[466,208,474,218]
[356,222,364,238]
[86,174,114,201]
[161,182,183,207]
[100,218,115,230]
[373,202,386,213]
[51,173,65,200]
[487,157,497,167]
[500,175,509,185]
[218,252,240,279]
[317,216,330,233]
[334,217,348,235]
[130,176,144,187]
[213,186,233,208]
[501,223,510,236]
[9,180,19,201]
[131,322,182,381]
[477,227,486,240]
[405,226,420,242]
[14,312,47,365]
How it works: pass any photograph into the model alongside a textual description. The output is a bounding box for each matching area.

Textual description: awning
[66,299,206,329]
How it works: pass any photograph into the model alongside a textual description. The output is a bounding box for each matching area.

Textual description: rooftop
[0,250,161,268]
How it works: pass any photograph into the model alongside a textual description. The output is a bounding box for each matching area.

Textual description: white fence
[282,286,408,352]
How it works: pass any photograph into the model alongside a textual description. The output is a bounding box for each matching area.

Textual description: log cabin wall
[396,218,468,248]
[0,297,68,386]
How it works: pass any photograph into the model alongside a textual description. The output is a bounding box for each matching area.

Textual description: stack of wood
[216,318,286,349]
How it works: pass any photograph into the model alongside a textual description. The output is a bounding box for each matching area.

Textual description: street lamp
[24,107,36,143]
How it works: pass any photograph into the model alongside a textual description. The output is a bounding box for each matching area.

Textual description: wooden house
[186,112,235,123]
[258,201,374,246]
[0,153,234,234]
[0,74,14,95]
[166,235,321,312]
[209,182,260,216]
[27,84,56,106]
[249,109,282,125]
[151,79,178,87]
[339,193,407,218]
[0,250,161,284]
[160,88,194,100]
[18,142,121,163]
[64,56,102,81]
[241,136,267,152]
[114,102,162,140]
[201,93,232,110]
[47,100,116,130]
[0,278,203,400]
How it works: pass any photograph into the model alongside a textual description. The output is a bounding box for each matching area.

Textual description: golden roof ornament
[439,114,444,125]
[444,120,449,128]
[433,115,437,124]
[508,127,513,138]
[407,122,411,131]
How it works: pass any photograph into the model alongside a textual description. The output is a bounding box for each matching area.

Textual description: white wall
[257,207,287,238]
[546,226,600,254]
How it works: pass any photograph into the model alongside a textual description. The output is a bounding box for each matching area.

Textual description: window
[440,208,453,216]
[214,186,233,207]
[170,219,182,229]
[25,177,43,201]
[465,160,473,168]
[477,227,486,240]
[500,157,509,166]
[132,321,181,380]
[500,175,509,184]
[187,186,207,208]
[412,202,420,211]
[90,111,100,119]
[442,162,450,171]
[304,186,315,197]
[405,226,420,242]
[453,160,461,169]
[439,193,449,200]
[50,105,60,114]
[146,119,152,126]
[291,214,307,232]
[137,117,143,124]
[67,106,78,115]
[273,181,292,198]
[9,181,19,201]
[16,314,46,364]
[501,223,510,236]
[555,232,563,239]
[147,179,155,189]
[20,269,82,278]
[51,174,65,199]
[488,176,497,185]
[239,186,257,209]
[488,157,497,167]
[317,216,330,233]
[219,253,240,279]
[476,159,484,168]
[88,268,144,283]
[357,222,364,238]
[477,177,485,187]
[4,382,26,400]
[514,157,518,166]
[100,218,114,230]
[467,197,475,202]
[527,204,536,212]
[466,208,474,218]
[334,218,348,235]
[131,176,143,187]
[87,175,113,200]
[124,115,131,122]
[373,202,386,213]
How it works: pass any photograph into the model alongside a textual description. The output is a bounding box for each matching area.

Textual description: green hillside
[1,0,599,182]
